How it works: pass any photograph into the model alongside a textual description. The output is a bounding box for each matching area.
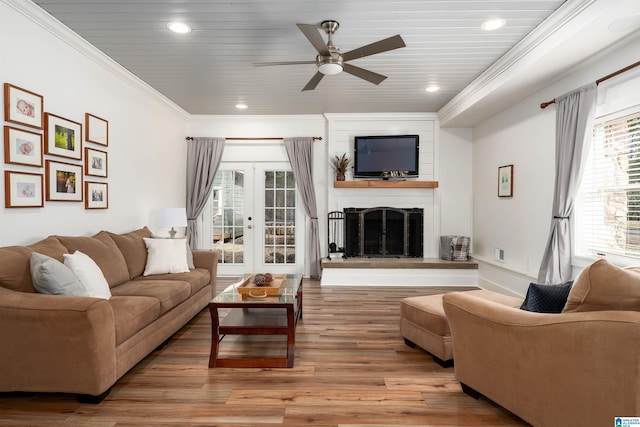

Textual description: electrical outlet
[495,248,505,262]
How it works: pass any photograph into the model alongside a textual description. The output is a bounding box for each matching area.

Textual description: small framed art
[4,171,44,208]
[498,164,514,198]
[3,83,44,129]
[44,113,82,160]
[45,160,83,202]
[85,113,108,146]
[85,181,108,209]
[85,147,108,177]
[4,126,43,167]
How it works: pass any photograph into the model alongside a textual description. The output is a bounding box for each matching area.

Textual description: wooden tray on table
[236,274,287,298]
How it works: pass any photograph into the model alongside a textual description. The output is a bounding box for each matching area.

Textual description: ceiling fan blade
[342,34,406,61]
[302,72,324,91]
[296,23,330,56]
[254,60,316,66]
[343,63,387,85]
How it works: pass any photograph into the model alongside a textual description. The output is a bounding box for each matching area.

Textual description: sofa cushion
[107,227,153,280]
[563,259,640,313]
[520,281,573,313]
[56,232,129,288]
[133,268,210,296]
[142,238,190,275]
[64,251,112,300]
[109,296,161,346]
[110,280,191,315]
[0,236,69,293]
[30,252,88,297]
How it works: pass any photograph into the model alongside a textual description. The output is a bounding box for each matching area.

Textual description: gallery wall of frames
[3,83,109,209]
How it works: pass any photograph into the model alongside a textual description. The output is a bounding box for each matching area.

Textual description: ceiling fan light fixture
[319,63,343,75]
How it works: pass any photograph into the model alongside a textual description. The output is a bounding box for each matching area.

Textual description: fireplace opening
[344,207,423,258]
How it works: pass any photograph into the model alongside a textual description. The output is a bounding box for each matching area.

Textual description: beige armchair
[443,291,640,427]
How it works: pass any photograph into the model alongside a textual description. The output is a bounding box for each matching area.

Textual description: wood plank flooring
[0,278,529,426]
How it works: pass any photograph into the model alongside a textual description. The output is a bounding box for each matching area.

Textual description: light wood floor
[0,278,529,426]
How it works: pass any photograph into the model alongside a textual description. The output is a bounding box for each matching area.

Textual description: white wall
[325,113,441,257]
[189,113,474,264]
[0,2,189,245]
[470,32,640,296]
[439,128,473,238]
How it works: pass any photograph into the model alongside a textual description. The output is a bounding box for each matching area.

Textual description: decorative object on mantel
[330,153,352,181]
[498,164,514,197]
[381,170,407,180]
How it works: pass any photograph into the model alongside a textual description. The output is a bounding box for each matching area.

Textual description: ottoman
[400,289,522,367]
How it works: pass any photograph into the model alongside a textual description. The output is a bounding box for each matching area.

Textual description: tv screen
[353,135,419,177]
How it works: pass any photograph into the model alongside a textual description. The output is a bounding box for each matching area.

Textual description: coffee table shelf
[208,274,303,368]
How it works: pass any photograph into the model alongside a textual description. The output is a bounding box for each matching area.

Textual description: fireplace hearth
[344,207,423,258]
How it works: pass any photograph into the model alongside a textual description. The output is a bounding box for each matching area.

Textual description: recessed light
[235,103,248,110]
[481,18,506,31]
[425,85,440,93]
[167,21,192,34]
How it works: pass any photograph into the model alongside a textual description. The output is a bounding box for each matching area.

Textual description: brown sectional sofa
[0,227,217,401]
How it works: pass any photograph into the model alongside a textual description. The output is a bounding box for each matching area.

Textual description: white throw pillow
[63,250,112,300]
[30,252,89,296]
[143,238,190,275]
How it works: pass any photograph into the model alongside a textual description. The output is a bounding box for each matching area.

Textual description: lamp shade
[158,208,188,227]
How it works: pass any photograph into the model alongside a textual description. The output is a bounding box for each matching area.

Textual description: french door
[201,162,304,276]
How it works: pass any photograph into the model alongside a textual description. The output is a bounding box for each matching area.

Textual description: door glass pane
[264,169,296,265]
[212,170,245,264]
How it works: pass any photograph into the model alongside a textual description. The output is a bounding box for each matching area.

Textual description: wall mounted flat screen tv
[353,135,419,178]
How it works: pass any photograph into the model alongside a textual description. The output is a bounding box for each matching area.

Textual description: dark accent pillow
[520,281,574,313]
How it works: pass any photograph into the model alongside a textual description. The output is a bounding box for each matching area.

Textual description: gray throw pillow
[30,252,89,296]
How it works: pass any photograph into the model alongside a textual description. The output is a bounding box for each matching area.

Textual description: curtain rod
[540,60,640,109]
[186,136,323,141]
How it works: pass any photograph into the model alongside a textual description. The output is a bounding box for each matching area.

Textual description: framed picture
[45,160,83,202]
[85,147,108,177]
[4,126,43,167]
[4,171,44,208]
[3,83,44,129]
[44,113,82,160]
[85,181,108,209]
[498,164,514,197]
[85,113,108,146]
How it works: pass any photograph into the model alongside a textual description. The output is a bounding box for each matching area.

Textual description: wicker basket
[440,235,470,261]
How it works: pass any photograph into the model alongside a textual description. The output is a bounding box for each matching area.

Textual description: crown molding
[438,0,598,127]
[3,0,190,121]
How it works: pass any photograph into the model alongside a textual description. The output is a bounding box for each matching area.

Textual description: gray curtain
[283,137,321,278]
[538,82,597,284]
[186,137,225,249]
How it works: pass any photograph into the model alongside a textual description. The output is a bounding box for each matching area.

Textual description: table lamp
[158,208,188,238]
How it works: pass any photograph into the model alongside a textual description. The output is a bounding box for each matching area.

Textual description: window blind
[581,111,640,258]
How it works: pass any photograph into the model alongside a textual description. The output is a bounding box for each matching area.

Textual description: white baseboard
[320,268,478,286]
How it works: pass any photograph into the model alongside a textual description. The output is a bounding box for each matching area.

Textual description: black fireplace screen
[344,207,423,258]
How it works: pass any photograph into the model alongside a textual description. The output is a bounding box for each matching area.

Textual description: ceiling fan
[255,20,406,91]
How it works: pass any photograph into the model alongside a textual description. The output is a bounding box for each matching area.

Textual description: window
[577,109,640,259]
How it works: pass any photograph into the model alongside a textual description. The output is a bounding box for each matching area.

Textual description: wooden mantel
[334,180,439,189]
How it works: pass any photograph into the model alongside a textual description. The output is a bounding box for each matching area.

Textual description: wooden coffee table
[208,274,303,368]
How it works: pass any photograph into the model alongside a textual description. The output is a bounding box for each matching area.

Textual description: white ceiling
[29,0,640,126]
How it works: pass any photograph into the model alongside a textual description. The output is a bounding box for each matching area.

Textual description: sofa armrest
[442,291,640,427]
[192,250,218,284]
[0,287,117,396]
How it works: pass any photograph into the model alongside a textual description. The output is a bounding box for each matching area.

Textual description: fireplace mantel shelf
[334,180,439,189]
